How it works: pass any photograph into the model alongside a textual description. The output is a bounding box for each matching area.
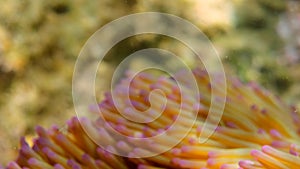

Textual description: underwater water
[0,0,299,167]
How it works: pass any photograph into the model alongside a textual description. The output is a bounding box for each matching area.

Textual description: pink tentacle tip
[188,137,197,145]
[171,157,180,165]
[207,158,216,166]
[271,140,290,148]
[20,137,29,147]
[43,147,56,159]
[220,164,232,169]
[178,160,189,168]
[82,153,91,161]
[27,158,38,165]
[270,129,282,139]
[137,164,147,169]
[250,149,261,157]
[261,108,267,115]
[192,103,201,111]
[127,152,135,158]
[257,128,266,134]
[7,162,20,168]
[115,124,126,132]
[106,145,116,152]
[239,160,255,167]
[250,104,258,111]
[116,141,126,148]
[290,149,299,156]
[54,164,65,169]
[35,125,45,135]
[157,128,165,134]
[181,145,191,153]
[290,144,299,156]
[67,159,80,169]
[226,121,237,128]
[196,125,202,133]
[207,151,216,158]
[55,133,65,142]
[171,148,181,155]
[261,145,271,152]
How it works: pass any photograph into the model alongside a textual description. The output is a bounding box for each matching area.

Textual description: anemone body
[6,68,300,169]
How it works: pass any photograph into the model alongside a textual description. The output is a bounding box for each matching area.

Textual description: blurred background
[0,0,299,165]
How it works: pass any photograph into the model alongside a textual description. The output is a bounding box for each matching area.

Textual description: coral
[6,68,300,169]
[216,0,292,95]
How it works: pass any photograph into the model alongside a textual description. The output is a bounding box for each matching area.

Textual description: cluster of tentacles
[4,68,300,169]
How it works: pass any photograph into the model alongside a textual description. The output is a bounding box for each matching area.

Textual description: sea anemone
[5,68,300,169]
